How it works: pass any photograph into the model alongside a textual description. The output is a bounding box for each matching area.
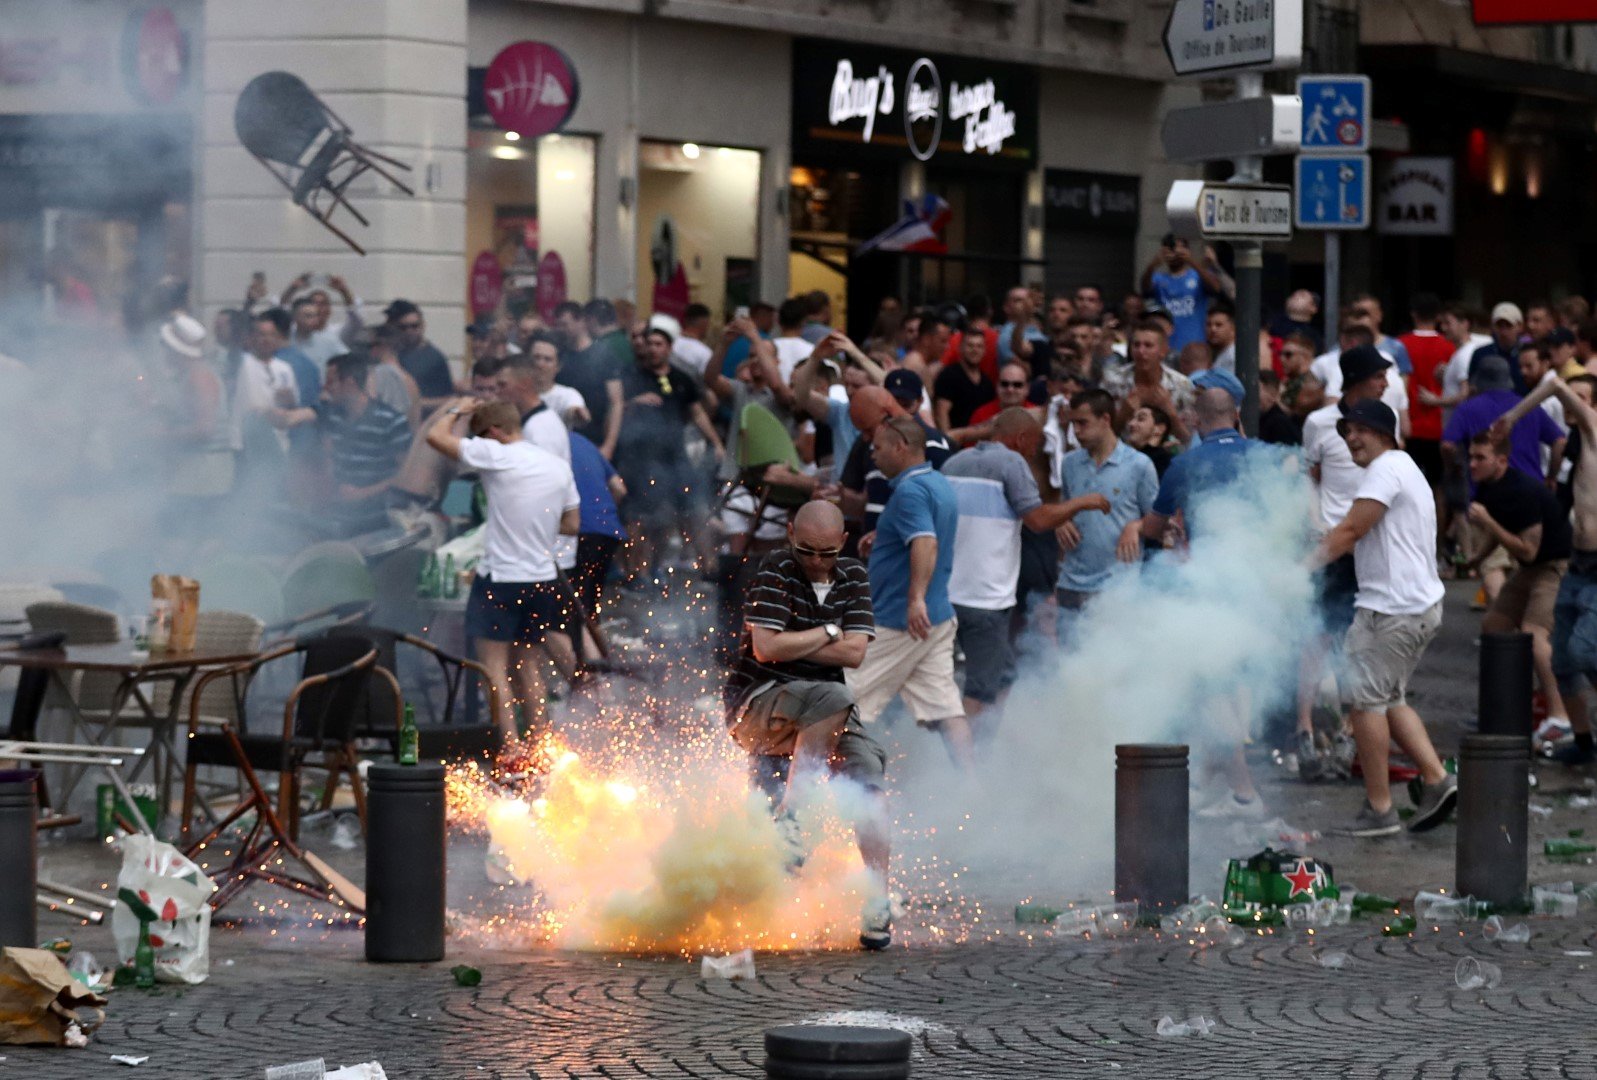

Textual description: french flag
[855,194,951,256]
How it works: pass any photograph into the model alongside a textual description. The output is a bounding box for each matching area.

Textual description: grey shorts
[1343,602,1442,712]
[953,604,1017,704]
[729,680,886,790]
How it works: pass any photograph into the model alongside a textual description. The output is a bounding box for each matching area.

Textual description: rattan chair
[24,601,127,725]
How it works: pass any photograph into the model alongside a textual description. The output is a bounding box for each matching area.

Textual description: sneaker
[1194,793,1266,820]
[1329,732,1358,776]
[859,895,892,951]
[1333,801,1402,837]
[1534,717,1573,752]
[1407,773,1459,832]
[1551,741,1597,767]
[1296,731,1326,782]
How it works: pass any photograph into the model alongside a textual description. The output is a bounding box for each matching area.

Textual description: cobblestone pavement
[11,581,1597,1078]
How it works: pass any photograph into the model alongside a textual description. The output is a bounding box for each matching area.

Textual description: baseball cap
[1472,354,1515,392]
[1491,302,1524,325]
[1336,398,1399,442]
[883,369,924,402]
[1191,367,1244,405]
[648,313,681,342]
[1338,343,1390,389]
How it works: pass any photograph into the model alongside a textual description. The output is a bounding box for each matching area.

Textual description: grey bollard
[365,763,446,962]
[1115,745,1188,917]
[1455,734,1528,909]
[0,771,37,948]
[1478,631,1533,739]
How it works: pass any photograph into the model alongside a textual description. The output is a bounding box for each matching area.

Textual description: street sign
[1297,75,1369,153]
[1160,95,1301,163]
[1294,154,1370,230]
[1167,180,1293,241]
[1163,0,1304,78]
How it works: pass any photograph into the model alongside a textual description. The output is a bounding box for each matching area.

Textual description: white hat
[1490,302,1524,326]
[158,313,207,359]
[648,313,682,342]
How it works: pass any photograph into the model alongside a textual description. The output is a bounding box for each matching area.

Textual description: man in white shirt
[425,398,580,740]
[670,303,715,380]
[1311,322,1409,442]
[523,334,589,429]
[1205,301,1237,374]
[233,310,300,456]
[281,274,364,371]
[1312,398,1456,838]
[1430,303,1491,425]
[772,298,816,384]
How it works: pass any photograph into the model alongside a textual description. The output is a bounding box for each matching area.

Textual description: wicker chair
[24,601,126,723]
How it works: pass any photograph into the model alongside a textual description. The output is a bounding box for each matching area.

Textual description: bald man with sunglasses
[725,500,894,949]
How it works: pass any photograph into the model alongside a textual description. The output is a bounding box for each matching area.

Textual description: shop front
[0,2,199,340]
[789,38,1038,336]
[1042,168,1141,303]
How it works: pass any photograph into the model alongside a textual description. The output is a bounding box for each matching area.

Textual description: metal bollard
[365,763,446,962]
[1478,631,1533,739]
[0,770,37,948]
[1455,734,1528,909]
[1115,745,1188,917]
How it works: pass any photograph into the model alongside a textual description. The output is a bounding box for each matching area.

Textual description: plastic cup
[1455,956,1502,990]
[1482,915,1531,943]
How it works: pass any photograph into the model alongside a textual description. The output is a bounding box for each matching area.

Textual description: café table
[0,641,269,827]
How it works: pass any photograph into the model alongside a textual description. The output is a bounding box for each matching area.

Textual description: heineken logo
[1283,858,1323,898]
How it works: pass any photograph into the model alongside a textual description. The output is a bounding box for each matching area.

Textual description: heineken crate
[1223,847,1336,920]
[96,783,158,837]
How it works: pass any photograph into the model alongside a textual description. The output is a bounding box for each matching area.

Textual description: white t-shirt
[671,336,714,377]
[541,384,588,425]
[521,407,577,569]
[1441,333,1492,423]
[773,337,812,384]
[1351,449,1446,615]
[231,355,298,452]
[457,438,579,583]
[1301,403,1363,532]
[1212,342,1237,374]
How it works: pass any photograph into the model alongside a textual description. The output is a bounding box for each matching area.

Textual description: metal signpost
[1162,0,1304,435]
[1295,75,1372,344]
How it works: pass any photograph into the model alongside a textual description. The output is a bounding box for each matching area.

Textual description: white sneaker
[1195,793,1267,820]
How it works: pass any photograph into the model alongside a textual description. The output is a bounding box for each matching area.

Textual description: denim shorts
[1551,560,1597,686]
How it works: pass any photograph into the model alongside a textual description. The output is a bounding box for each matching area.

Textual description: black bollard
[1115,745,1188,917]
[365,763,446,962]
[1478,631,1533,739]
[1455,734,1528,909]
[0,770,37,948]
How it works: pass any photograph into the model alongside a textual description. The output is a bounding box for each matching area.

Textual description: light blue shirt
[827,397,860,470]
[869,463,959,630]
[995,321,1047,365]
[1056,440,1159,594]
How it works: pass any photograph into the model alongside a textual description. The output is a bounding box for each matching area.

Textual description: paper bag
[151,574,201,651]
[112,833,217,984]
[0,947,106,1045]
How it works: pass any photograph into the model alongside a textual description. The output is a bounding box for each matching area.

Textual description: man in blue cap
[1312,398,1455,837]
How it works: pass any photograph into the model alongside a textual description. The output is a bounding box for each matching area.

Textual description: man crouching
[723,500,892,949]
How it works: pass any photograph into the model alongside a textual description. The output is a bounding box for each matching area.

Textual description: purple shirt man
[1442,356,1564,482]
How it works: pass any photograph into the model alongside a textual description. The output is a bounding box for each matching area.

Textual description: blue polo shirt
[869,463,958,630]
[1056,439,1159,593]
[1151,428,1259,537]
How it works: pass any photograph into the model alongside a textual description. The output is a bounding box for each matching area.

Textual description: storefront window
[465,128,596,321]
[636,140,762,321]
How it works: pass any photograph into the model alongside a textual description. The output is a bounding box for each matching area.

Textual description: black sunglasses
[999,380,1028,388]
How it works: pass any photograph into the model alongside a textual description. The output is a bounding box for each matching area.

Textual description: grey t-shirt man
[941,441,1043,611]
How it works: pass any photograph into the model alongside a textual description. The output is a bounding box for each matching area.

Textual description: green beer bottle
[1352,892,1400,914]
[398,702,419,765]
[443,554,459,599]
[1544,839,1597,860]
[1015,903,1064,925]
[134,922,156,989]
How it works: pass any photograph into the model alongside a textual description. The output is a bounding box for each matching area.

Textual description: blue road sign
[1295,154,1370,230]
[1296,75,1370,153]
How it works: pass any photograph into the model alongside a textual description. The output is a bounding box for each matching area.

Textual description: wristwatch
[823,623,841,642]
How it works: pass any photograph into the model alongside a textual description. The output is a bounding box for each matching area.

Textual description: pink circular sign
[124,6,188,105]
[484,42,579,137]
[470,251,503,316]
[536,252,567,322]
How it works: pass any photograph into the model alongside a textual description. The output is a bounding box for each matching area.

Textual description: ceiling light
[682,143,700,159]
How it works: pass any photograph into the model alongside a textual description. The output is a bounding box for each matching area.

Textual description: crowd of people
[95,255,1597,948]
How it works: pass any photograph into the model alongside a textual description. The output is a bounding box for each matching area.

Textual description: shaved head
[1195,386,1239,430]
[848,385,903,434]
[991,406,1043,458]
[791,500,846,554]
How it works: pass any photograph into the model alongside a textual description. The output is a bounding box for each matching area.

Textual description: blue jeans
[1552,564,1597,689]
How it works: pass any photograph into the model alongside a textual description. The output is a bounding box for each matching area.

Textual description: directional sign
[1294,154,1370,230]
[1297,75,1370,153]
[1167,180,1293,241]
[1163,0,1304,78]
[1160,95,1301,163]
